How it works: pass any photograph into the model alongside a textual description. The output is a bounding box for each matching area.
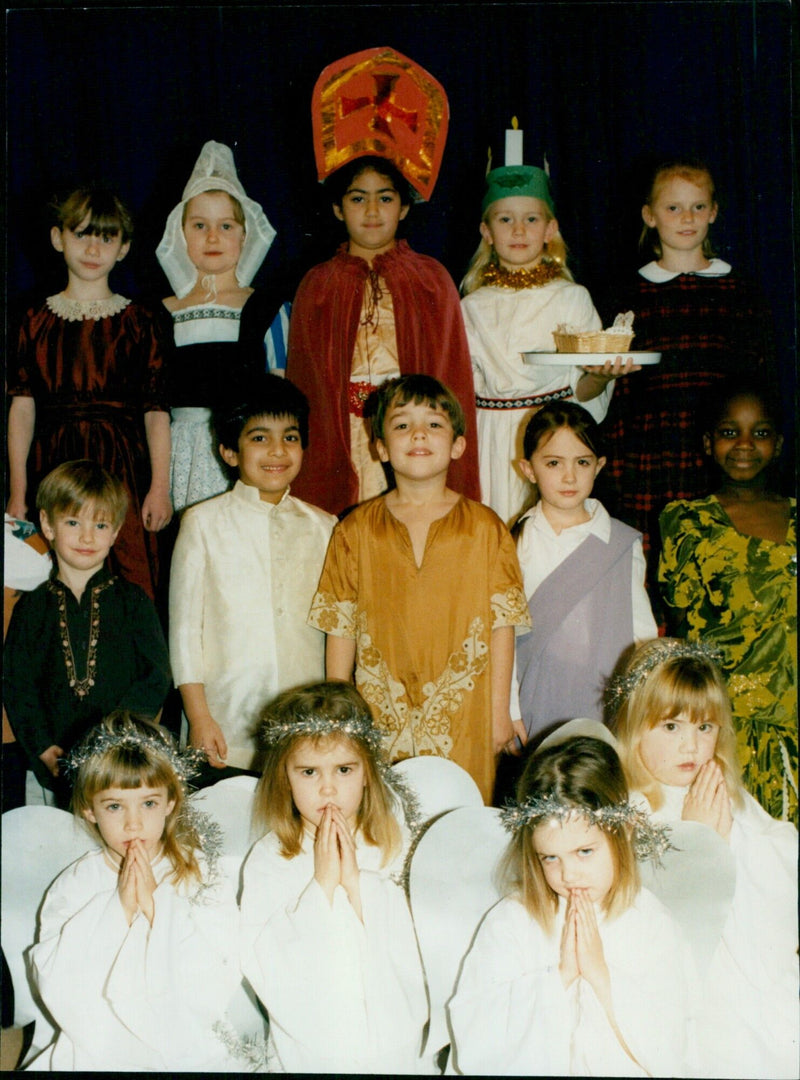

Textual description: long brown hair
[253,682,402,864]
[498,737,639,933]
[522,400,604,461]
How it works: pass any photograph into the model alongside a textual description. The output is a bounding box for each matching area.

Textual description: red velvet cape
[286,241,481,516]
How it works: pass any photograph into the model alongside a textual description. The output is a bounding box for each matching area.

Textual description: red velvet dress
[10,298,170,598]
[287,241,481,517]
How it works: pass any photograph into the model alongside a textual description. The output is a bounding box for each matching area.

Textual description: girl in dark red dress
[7,187,172,598]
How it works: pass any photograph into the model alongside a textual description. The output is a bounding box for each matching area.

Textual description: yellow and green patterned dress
[659,496,797,823]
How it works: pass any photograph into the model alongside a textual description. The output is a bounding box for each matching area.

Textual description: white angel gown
[633,784,799,1079]
[448,887,694,1077]
[240,826,428,1074]
[28,849,243,1072]
[462,277,609,525]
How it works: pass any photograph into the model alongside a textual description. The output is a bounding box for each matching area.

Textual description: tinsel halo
[63,714,206,791]
[260,710,384,755]
[605,639,724,715]
[188,806,228,901]
[500,794,672,864]
[260,711,422,837]
[64,716,225,893]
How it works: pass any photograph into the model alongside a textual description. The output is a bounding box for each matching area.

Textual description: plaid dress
[602,268,773,562]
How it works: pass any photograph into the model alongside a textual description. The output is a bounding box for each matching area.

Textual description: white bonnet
[156,141,276,298]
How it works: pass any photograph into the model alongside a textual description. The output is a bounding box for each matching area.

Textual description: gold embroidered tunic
[309,496,530,802]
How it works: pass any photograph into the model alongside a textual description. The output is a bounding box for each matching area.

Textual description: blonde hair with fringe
[70,713,202,887]
[253,683,402,865]
[497,737,639,934]
[37,459,128,531]
[461,197,573,296]
[611,639,745,812]
[639,160,718,260]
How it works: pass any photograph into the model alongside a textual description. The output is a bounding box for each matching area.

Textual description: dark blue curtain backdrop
[5,1,795,447]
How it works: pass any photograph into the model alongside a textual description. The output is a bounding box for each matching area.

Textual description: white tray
[523,351,661,365]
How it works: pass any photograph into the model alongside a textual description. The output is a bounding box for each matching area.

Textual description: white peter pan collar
[639,259,732,283]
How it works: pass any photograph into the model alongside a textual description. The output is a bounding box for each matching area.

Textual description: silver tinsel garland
[385,767,423,838]
[63,721,206,789]
[604,638,724,714]
[500,794,673,864]
[261,710,424,889]
[260,711,384,755]
[63,718,224,899]
[260,710,423,837]
[185,807,225,904]
[212,1020,271,1072]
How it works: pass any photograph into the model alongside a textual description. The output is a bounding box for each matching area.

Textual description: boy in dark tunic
[4,460,170,806]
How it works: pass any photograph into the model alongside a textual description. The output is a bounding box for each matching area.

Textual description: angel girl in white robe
[239,680,428,1074]
[28,713,242,1072]
[610,639,799,1080]
[448,733,693,1077]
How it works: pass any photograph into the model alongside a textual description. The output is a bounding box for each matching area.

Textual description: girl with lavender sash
[512,403,657,743]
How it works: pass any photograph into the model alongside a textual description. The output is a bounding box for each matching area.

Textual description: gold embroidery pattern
[354,613,489,762]
[308,591,357,636]
[491,586,531,629]
[49,576,116,698]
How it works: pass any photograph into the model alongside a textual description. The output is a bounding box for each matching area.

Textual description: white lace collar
[47,292,130,322]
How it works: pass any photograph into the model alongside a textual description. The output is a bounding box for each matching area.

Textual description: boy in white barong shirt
[169,374,335,776]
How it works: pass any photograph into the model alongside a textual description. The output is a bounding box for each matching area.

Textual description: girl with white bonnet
[156,141,290,512]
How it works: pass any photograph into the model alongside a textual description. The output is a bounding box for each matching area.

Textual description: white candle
[505,117,523,166]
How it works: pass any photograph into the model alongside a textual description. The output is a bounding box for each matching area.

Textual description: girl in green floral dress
[658,379,796,822]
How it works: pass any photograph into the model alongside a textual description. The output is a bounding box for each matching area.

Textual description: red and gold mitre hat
[312,46,449,201]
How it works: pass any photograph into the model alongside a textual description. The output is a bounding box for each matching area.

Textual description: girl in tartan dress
[602,160,773,584]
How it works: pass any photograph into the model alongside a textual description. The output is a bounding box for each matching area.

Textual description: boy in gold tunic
[309,375,530,803]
